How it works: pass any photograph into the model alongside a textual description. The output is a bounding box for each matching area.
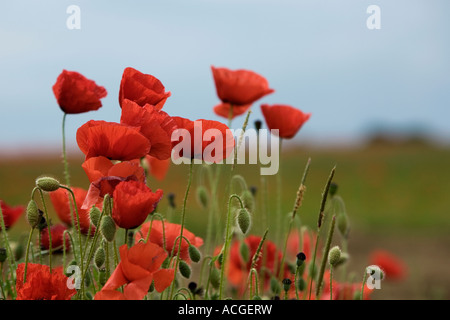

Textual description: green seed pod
[239,241,250,263]
[94,247,106,269]
[196,186,209,209]
[188,245,201,263]
[240,190,255,212]
[0,248,7,263]
[89,206,102,228]
[297,278,306,292]
[26,200,40,228]
[287,263,296,275]
[237,208,251,235]
[179,260,191,279]
[36,177,60,192]
[282,278,292,292]
[98,268,107,286]
[270,277,281,295]
[210,267,220,289]
[328,246,342,267]
[100,216,116,242]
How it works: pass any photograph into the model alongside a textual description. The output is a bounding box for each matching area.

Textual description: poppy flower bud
[26,200,40,228]
[102,194,112,215]
[210,267,220,289]
[94,247,106,268]
[179,260,191,279]
[100,215,116,242]
[254,120,263,131]
[329,183,338,196]
[296,252,306,267]
[335,252,349,267]
[270,277,281,295]
[98,268,107,286]
[239,241,250,263]
[217,253,224,267]
[237,208,251,235]
[196,186,209,209]
[328,246,342,267]
[282,278,292,292]
[240,190,255,212]
[167,193,176,209]
[89,206,101,228]
[161,257,170,269]
[297,278,306,292]
[36,177,60,192]
[0,247,7,263]
[188,245,201,263]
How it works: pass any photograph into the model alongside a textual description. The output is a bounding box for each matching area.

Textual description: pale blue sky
[0,0,449,154]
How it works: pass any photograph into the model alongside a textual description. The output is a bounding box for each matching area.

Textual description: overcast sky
[0,0,449,154]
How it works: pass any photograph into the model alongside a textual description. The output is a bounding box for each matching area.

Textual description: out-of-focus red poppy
[94,242,174,300]
[213,103,252,119]
[112,181,163,229]
[76,120,150,161]
[121,99,177,160]
[260,104,311,139]
[333,281,373,300]
[81,156,146,209]
[0,200,24,231]
[369,250,407,280]
[52,70,107,114]
[211,66,274,110]
[144,155,170,181]
[135,220,203,263]
[172,117,235,163]
[16,263,76,300]
[40,224,70,252]
[119,67,171,110]
[50,186,100,235]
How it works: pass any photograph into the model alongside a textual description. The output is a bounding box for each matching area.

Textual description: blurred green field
[1,143,449,299]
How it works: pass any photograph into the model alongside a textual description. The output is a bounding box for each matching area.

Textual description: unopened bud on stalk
[89,206,101,228]
[237,208,251,234]
[98,268,107,286]
[161,257,170,269]
[179,260,191,279]
[240,241,250,263]
[241,190,255,213]
[335,252,349,267]
[282,278,292,292]
[210,267,220,289]
[196,186,209,209]
[26,200,40,228]
[102,194,112,215]
[0,248,7,263]
[217,253,224,267]
[188,245,201,263]
[36,177,60,192]
[100,216,116,242]
[270,277,281,295]
[328,246,342,267]
[94,247,106,268]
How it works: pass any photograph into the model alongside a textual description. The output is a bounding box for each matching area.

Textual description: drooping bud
[239,241,250,263]
[335,252,349,267]
[36,176,60,192]
[216,252,224,267]
[282,278,292,292]
[210,267,220,289]
[188,245,201,263]
[237,208,251,234]
[94,247,106,268]
[270,277,281,295]
[102,194,112,215]
[240,190,255,213]
[98,268,107,286]
[100,215,116,242]
[296,252,306,267]
[89,206,101,228]
[179,260,191,279]
[196,186,209,209]
[26,200,40,228]
[0,248,7,263]
[161,257,170,269]
[167,193,176,209]
[328,246,342,267]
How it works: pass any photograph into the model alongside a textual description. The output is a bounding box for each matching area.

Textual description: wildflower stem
[23,227,35,283]
[169,161,194,300]
[36,188,53,272]
[219,194,245,300]
[360,268,368,300]
[0,263,6,299]
[315,215,336,299]
[62,113,71,187]
[329,265,334,300]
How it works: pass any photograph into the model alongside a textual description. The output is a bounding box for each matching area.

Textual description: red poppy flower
[135,220,203,263]
[172,117,235,163]
[76,120,150,161]
[94,242,174,300]
[144,155,170,181]
[0,200,24,231]
[211,66,274,107]
[333,281,373,300]
[112,181,163,229]
[213,103,252,119]
[120,99,177,160]
[16,263,76,300]
[50,187,100,235]
[369,250,407,280]
[52,70,107,114]
[260,104,311,139]
[40,224,70,252]
[119,67,171,110]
